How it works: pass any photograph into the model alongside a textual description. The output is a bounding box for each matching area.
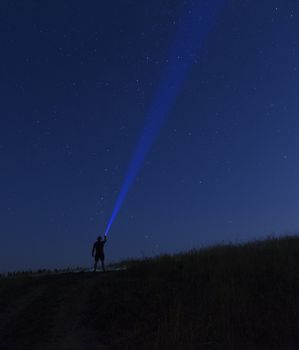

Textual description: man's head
[97,236,102,241]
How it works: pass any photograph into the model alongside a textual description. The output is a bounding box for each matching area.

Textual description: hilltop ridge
[1,236,299,350]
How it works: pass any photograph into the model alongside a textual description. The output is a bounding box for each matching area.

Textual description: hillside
[1,236,299,350]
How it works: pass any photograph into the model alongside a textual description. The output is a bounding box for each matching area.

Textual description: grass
[0,235,299,349]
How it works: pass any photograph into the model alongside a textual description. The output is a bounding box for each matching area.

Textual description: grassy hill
[1,236,299,350]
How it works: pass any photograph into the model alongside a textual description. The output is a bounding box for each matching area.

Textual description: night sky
[1,1,299,272]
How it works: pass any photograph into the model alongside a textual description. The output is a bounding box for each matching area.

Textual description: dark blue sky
[1,0,299,272]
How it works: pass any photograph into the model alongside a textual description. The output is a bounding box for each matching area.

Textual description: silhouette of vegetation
[0,266,86,279]
[0,235,299,349]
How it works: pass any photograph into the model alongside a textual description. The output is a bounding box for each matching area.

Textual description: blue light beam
[105,0,225,236]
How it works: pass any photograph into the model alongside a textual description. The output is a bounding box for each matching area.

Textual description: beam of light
[105,0,225,236]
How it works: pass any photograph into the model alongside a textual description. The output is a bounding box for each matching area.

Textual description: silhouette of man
[92,235,107,272]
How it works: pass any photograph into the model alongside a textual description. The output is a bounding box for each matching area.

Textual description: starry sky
[1,0,299,272]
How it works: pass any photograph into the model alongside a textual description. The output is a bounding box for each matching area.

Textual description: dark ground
[1,236,299,350]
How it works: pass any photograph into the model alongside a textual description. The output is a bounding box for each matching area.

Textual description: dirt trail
[0,272,108,350]
[0,284,46,334]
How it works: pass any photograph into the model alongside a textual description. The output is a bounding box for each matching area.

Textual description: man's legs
[94,258,98,272]
[100,258,105,272]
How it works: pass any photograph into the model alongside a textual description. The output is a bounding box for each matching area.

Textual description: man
[92,235,107,272]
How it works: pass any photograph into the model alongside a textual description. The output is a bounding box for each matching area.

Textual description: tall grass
[89,235,299,349]
[1,235,299,350]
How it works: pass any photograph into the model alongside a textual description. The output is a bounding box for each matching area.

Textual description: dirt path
[0,273,108,350]
[41,274,106,350]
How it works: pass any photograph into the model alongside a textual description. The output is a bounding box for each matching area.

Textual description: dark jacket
[92,237,107,258]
